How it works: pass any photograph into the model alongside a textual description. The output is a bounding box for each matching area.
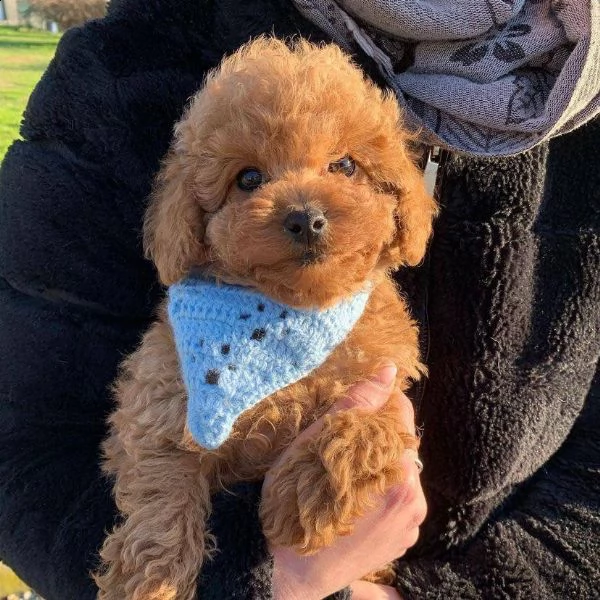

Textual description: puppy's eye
[237,168,265,191]
[328,156,356,177]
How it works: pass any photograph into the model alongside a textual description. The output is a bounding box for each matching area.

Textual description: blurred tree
[27,0,105,30]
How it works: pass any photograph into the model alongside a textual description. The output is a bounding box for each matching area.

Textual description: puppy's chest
[205,282,420,487]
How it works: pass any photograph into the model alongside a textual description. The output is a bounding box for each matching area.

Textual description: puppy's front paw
[260,401,414,553]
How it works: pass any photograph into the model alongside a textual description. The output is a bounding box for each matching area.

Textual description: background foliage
[28,0,106,30]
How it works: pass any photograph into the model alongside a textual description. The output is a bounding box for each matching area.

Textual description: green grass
[0,25,60,161]
[0,562,29,596]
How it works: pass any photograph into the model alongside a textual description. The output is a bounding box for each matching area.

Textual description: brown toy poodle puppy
[95,38,437,600]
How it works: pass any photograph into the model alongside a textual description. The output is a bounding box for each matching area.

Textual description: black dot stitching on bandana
[251,328,266,341]
[205,369,220,385]
[228,364,237,371]
[279,310,288,319]
[239,313,251,320]
[199,339,204,347]
[257,303,265,312]
[221,344,230,355]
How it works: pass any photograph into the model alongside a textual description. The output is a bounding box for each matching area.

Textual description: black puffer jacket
[0,1,598,599]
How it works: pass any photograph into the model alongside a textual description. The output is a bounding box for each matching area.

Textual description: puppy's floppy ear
[365,93,438,268]
[372,95,438,267]
[385,157,439,267]
[143,149,208,285]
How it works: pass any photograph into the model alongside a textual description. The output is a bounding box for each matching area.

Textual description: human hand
[350,580,403,600]
[264,363,426,600]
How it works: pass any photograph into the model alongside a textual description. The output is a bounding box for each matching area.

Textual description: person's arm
[0,280,141,600]
[390,116,600,599]
[395,370,600,598]
[0,12,164,596]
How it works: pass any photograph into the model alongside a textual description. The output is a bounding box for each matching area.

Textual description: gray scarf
[293,0,600,155]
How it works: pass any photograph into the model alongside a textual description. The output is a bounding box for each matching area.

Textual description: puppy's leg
[260,389,416,553]
[95,449,213,600]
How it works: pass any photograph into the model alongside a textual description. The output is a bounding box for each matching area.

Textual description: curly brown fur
[96,38,437,599]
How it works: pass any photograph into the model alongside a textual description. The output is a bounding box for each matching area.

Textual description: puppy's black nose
[283,208,327,244]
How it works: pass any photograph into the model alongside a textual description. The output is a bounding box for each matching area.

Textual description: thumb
[264,362,398,481]
[295,362,397,444]
[330,362,397,414]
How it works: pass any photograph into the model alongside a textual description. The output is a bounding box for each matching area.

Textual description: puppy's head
[145,38,437,308]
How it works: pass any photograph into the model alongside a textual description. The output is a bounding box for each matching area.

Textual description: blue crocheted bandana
[167,279,370,449]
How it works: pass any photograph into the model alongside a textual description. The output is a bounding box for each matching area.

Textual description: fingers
[331,363,416,438]
[383,455,427,527]
[284,362,418,453]
[288,362,399,445]
[350,581,403,600]
[394,390,416,436]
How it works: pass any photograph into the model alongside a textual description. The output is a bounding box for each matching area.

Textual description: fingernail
[371,362,397,387]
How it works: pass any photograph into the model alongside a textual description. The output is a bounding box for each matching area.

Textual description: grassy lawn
[0,561,29,597]
[0,25,60,161]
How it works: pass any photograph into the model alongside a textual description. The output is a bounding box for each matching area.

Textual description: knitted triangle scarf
[293,0,600,156]
[168,279,370,449]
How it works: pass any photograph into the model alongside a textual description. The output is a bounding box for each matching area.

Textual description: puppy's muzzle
[283,207,327,246]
